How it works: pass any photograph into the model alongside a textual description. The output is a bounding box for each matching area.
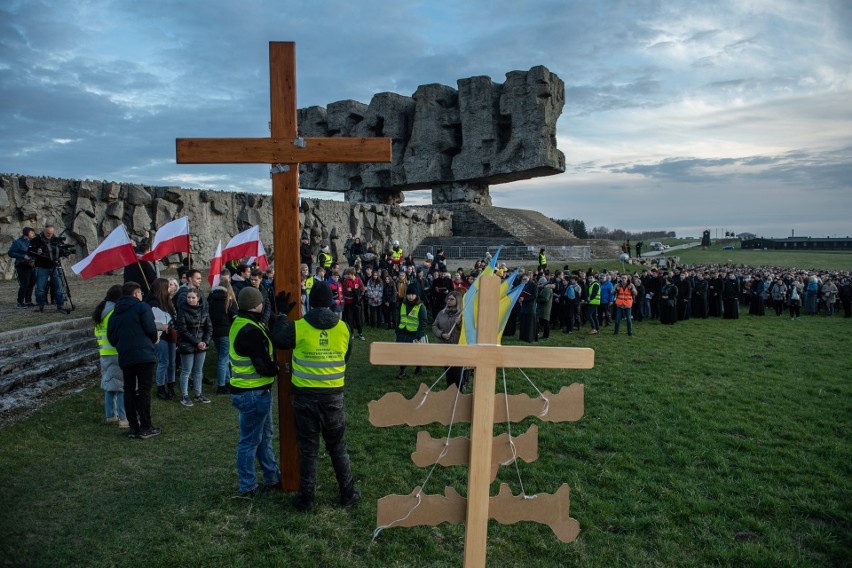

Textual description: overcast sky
[2,0,851,238]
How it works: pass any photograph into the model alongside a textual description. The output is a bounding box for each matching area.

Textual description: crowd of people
[39,227,851,509]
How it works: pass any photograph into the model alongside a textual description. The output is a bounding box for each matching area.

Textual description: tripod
[55,260,75,311]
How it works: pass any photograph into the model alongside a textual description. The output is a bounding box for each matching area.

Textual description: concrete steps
[0,318,99,415]
[430,204,575,246]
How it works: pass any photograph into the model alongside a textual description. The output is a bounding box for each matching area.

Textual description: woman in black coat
[207,281,238,394]
[176,288,213,406]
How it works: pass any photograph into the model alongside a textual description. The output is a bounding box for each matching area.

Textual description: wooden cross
[176,42,392,491]
[370,274,594,567]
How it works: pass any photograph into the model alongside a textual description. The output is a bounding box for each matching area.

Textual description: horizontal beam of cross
[176,137,391,164]
[370,343,594,369]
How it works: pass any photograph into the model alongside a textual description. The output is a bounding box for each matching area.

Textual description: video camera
[56,236,76,259]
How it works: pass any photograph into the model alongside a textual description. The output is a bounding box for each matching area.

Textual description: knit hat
[309,281,333,308]
[238,287,264,311]
[538,277,548,285]
[406,283,419,297]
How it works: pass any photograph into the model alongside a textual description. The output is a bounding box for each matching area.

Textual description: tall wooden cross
[176,42,392,491]
[370,274,593,567]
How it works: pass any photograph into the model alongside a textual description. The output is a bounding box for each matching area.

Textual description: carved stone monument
[297,66,565,205]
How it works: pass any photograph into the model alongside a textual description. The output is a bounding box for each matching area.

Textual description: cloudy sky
[2,0,851,238]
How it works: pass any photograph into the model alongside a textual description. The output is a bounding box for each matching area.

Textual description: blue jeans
[231,388,280,493]
[586,304,599,330]
[105,391,127,420]
[214,336,230,387]
[155,340,176,387]
[179,351,206,396]
[34,267,65,308]
[614,306,633,335]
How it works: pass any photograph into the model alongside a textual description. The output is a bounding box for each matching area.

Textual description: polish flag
[208,240,223,287]
[222,225,260,263]
[71,225,138,279]
[247,238,269,271]
[142,216,190,261]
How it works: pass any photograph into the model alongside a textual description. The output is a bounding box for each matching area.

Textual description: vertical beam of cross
[269,42,301,491]
[176,41,391,491]
[463,275,500,568]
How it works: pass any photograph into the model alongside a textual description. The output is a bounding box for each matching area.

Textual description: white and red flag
[247,238,269,271]
[142,216,190,261]
[208,241,223,287]
[71,225,138,279]
[222,225,260,263]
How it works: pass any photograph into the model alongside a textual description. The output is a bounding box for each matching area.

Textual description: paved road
[637,242,701,258]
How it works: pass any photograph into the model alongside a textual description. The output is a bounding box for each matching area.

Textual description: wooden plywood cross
[370,274,594,568]
[176,42,392,491]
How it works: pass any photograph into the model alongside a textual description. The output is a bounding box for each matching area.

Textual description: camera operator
[29,224,71,314]
[9,227,36,308]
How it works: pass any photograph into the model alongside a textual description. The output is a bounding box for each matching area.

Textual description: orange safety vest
[614,284,634,308]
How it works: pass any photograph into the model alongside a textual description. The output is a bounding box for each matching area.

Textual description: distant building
[736,232,757,241]
[740,237,852,250]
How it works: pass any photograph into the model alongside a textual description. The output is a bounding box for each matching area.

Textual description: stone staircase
[429,204,575,245]
[0,318,99,418]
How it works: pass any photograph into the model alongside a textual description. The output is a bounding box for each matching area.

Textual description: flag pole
[135,259,150,291]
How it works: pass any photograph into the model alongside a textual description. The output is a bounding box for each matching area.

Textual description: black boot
[340,483,361,508]
[292,492,315,512]
[167,382,176,399]
[156,385,168,401]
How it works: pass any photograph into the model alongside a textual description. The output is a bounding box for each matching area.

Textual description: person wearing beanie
[395,283,428,378]
[270,282,359,512]
[228,286,283,497]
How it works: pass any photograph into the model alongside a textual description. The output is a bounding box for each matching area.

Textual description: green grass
[674,244,852,271]
[1,312,850,567]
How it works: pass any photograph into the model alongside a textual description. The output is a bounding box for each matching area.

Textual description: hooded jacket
[106,295,158,369]
[269,307,354,395]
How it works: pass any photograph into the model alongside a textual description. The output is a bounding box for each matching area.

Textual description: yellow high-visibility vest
[94,308,117,356]
[399,303,422,332]
[228,316,276,389]
[291,319,349,389]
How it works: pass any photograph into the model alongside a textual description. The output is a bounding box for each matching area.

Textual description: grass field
[1,300,850,566]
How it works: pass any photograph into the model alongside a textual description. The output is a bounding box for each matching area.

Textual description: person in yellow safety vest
[304,266,326,310]
[229,286,283,497]
[538,248,547,270]
[93,284,128,428]
[395,283,428,378]
[586,274,601,334]
[317,245,333,270]
[613,274,637,336]
[390,240,403,271]
[270,282,359,512]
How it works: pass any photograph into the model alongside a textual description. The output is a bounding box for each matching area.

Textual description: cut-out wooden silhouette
[370,274,593,567]
[411,424,539,482]
[376,483,580,544]
[368,383,585,427]
[176,42,391,491]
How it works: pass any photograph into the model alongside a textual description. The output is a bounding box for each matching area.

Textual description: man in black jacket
[29,224,71,314]
[124,241,157,297]
[107,281,161,439]
[271,282,359,511]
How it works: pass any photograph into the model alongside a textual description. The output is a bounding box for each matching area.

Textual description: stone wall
[296,66,565,205]
[0,174,452,279]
